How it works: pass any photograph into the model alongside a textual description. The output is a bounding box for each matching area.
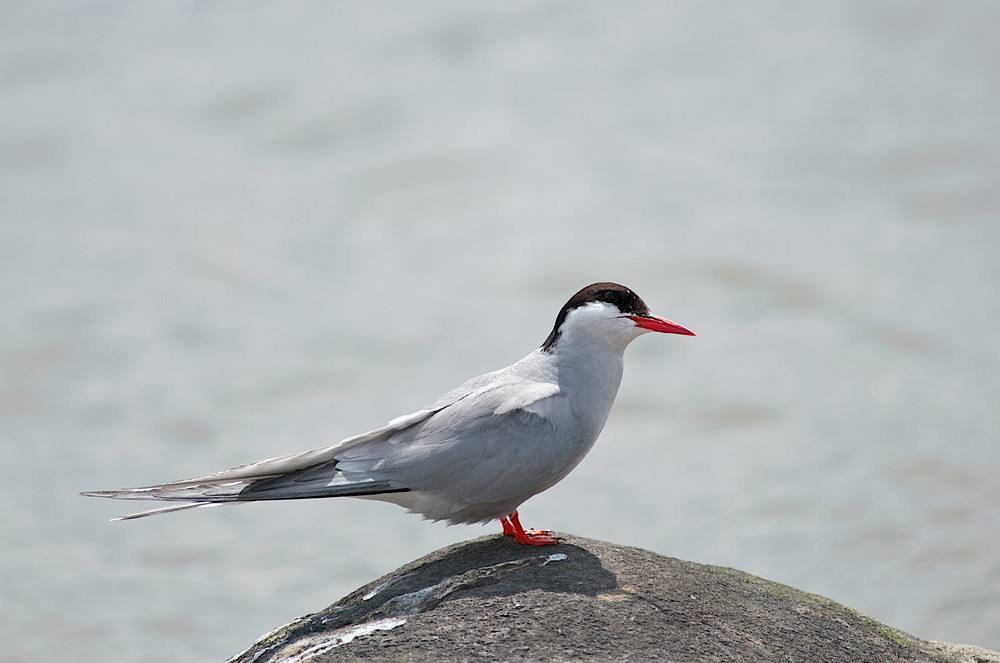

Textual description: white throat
[541,303,649,430]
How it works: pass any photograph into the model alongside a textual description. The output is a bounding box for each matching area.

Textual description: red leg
[502,510,559,546]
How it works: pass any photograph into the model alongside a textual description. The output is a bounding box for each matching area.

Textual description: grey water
[2,2,998,661]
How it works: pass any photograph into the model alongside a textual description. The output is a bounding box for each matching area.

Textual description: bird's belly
[354,490,521,525]
[354,382,616,525]
[376,421,601,524]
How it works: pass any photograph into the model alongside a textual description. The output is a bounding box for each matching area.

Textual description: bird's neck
[546,334,626,410]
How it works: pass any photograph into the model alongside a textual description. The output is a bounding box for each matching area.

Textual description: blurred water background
[2,2,999,661]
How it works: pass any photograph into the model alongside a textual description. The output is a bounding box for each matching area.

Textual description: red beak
[629,314,696,336]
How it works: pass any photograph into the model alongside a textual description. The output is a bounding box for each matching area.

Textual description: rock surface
[229,534,999,663]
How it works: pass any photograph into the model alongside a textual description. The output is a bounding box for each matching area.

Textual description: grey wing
[227,375,569,506]
[334,377,575,509]
[81,368,543,518]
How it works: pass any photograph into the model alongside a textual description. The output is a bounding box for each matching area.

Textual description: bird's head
[541,282,695,353]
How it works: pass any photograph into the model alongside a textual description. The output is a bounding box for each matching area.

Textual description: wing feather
[82,357,570,522]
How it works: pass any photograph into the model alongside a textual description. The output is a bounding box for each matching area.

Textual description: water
[2,2,998,661]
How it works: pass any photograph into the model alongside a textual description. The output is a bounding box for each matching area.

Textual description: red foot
[500,510,559,546]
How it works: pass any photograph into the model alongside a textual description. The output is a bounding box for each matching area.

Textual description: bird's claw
[514,529,560,546]
[500,511,560,546]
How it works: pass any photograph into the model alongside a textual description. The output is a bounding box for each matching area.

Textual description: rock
[229,534,999,663]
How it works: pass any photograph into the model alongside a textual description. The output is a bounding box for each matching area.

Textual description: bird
[82,282,695,546]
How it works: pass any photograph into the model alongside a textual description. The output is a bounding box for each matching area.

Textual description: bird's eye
[600,290,617,303]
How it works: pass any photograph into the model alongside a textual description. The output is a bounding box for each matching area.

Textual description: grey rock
[229,534,1000,663]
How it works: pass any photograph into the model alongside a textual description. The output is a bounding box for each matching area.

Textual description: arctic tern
[83,282,695,546]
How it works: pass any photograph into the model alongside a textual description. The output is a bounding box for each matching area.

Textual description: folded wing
[82,365,565,521]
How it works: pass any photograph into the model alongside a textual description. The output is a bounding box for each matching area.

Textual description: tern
[83,282,695,546]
